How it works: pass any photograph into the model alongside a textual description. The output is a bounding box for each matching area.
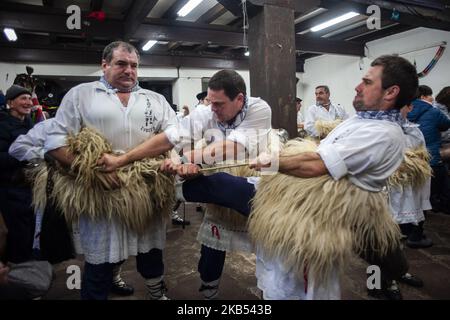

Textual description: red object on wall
[87,11,106,22]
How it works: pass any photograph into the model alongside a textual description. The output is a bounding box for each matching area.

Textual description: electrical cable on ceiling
[241,0,249,53]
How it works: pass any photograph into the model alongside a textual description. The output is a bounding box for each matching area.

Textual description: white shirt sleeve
[44,88,82,152]
[156,94,180,146]
[176,106,212,152]
[317,124,403,181]
[9,120,51,161]
[297,112,304,125]
[337,105,349,120]
[304,105,318,136]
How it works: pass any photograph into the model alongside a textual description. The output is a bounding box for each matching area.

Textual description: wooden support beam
[320,0,450,31]
[219,0,320,15]
[0,6,365,56]
[196,3,228,24]
[162,0,190,20]
[296,35,365,56]
[295,2,359,33]
[124,0,158,40]
[249,0,298,137]
[0,46,249,69]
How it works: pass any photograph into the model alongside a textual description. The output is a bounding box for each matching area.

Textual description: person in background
[46,41,179,300]
[9,118,135,297]
[408,85,450,215]
[0,85,35,264]
[0,90,6,111]
[296,97,304,130]
[304,85,348,137]
[433,86,450,143]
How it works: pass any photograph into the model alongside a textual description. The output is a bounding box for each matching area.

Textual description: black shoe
[171,212,190,226]
[368,282,402,300]
[399,273,424,287]
[406,236,433,249]
[111,279,135,296]
[383,286,403,300]
[199,283,219,300]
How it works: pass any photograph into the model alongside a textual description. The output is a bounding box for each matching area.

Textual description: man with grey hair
[304,85,348,137]
[44,41,179,300]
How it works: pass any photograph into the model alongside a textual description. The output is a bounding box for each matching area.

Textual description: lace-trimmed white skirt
[72,216,166,265]
[196,217,253,253]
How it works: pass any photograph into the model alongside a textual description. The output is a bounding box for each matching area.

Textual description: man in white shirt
[101,69,272,299]
[172,54,419,300]
[296,97,304,129]
[196,91,210,107]
[304,85,348,137]
[44,41,179,300]
[9,118,137,297]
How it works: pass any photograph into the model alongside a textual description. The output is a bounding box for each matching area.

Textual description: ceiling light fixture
[142,40,158,51]
[310,12,359,32]
[177,0,203,17]
[3,28,17,41]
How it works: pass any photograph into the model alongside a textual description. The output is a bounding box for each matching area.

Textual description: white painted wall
[174,68,250,110]
[299,27,450,118]
[0,62,249,112]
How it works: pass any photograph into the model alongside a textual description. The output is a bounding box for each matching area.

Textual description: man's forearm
[185,140,246,164]
[47,146,75,167]
[278,152,328,178]
[120,132,174,165]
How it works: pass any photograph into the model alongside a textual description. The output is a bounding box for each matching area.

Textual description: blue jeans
[183,173,256,216]
[81,248,164,300]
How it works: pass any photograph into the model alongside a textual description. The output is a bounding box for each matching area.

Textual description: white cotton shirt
[178,96,272,157]
[9,118,54,161]
[317,115,406,192]
[45,81,179,153]
[304,103,349,137]
[43,81,179,264]
[297,111,304,126]
[389,123,431,224]
[181,97,271,253]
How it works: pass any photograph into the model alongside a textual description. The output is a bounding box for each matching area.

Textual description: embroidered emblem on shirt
[141,96,157,133]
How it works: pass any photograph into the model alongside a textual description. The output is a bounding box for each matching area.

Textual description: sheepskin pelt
[249,139,401,285]
[25,161,48,214]
[388,145,432,189]
[314,119,343,139]
[200,130,281,229]
[30,127,175,235]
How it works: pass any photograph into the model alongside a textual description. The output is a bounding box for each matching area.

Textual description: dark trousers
[430,164,450,214]
[360,244,409,286]
[184,173,254,283]
[81,248,164,300]
[399,221,425,241]
[0,187,35,263]
[198,245,226,282]
[183,173,256,216]
[0,283,31,300]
